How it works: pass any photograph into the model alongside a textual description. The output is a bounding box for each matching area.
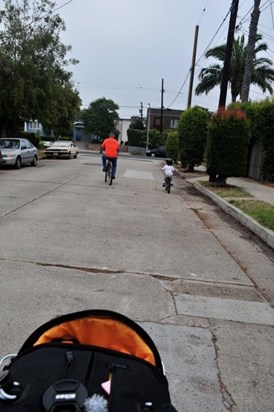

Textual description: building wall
[147,108,183,132]
[116,119,130,143]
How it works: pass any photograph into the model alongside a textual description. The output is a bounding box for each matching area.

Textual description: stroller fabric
[0,310,178,412]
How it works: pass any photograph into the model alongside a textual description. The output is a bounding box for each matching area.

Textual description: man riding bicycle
[101,131,120,179]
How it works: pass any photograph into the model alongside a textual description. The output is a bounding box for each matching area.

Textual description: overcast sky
[4,0,274,119]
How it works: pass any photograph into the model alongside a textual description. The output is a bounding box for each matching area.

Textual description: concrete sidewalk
[183,172,274,251]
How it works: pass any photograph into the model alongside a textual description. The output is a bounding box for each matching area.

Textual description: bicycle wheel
[106,161,113,185]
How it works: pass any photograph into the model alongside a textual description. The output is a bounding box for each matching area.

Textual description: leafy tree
[42,82,81,138]
[82,97,119,139]
[178,107,209,171]
[0,0,80,137]
[195,34,274,102]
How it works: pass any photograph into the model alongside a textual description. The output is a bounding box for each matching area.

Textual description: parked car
[146,146,166,157]
[0,138,38,169]
[0,149,3,165]
[45,141,79,159]
[42,141,53,148]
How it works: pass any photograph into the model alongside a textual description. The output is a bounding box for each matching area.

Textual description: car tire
[31,155,37,166]
[74,153,78,158]
[46,156,52,159]
[15,156,21,169]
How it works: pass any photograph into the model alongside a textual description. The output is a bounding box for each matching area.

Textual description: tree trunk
[241,0,261,102]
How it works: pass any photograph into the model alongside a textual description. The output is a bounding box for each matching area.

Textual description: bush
[147,129,166,149]
[206,109,250,185]
[165,131,179,162]
[127,129,146,147]
[253,100,274,181]
[19,131,40,148]
[178,106,209,171]
[229,99,274,181]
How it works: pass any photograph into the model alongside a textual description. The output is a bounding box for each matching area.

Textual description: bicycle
[105,158,113,185]
[164,176,173,194]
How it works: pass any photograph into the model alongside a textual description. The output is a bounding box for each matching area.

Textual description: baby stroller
[0,309,177,412]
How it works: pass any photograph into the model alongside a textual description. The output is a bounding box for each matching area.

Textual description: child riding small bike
[162,158,175,193]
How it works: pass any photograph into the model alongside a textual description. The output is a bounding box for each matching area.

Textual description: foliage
[206,109,250,184]
[0,0,80,137]
[129,116,145,130]
[19,131,40,148]
[127,128,146,147]
[148,129,166,149]
[195,34,274,102]
[253,100,274,181]
[229,200,274,231]
[165,130,179,162]
[177,106,209,171]
[82,97,119,139]
[229,99,274,181]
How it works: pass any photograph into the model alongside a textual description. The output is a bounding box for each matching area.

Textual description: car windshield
[0,139,20,149]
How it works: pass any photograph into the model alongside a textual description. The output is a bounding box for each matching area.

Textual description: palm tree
[195,34,274,102]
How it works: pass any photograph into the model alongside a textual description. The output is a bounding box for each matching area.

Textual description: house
[24,120,45,136]
[147,108,183,132]
[116,118,130,143]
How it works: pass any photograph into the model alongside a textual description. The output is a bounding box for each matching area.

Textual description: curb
[191,180,274,251]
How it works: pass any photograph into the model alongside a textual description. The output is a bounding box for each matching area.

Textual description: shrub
[127,128,146,147]
[178,106,209,171]
[254,100,274,181]
[206,109,250,185]
[165,131,179,162]
[19,131,40,148]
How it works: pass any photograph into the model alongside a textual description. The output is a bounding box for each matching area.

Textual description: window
[170,118,178,129]
[154,117,161,126]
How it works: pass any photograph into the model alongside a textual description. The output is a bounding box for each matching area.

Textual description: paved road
[0,154,273,411]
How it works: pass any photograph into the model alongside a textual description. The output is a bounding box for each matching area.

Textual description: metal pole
[160,79,164,134]
[146,103,151,152]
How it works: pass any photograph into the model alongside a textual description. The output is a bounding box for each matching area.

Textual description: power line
[168,4,232,108]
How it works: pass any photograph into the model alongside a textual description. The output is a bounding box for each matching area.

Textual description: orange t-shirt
[102,137,120,158]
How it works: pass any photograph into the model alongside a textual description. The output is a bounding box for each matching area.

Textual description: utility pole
[218,0,239,109]
[160,78,164,134]
[146,103,151,152]
[187,25,199,109]
[139,102,143,121]
[241,0,261,101]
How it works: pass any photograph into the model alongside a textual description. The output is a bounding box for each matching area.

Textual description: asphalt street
[0,153,273,411]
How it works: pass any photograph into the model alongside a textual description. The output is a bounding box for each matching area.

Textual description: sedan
[45,141,79,159]
[146,146,166,158]
[0,138,38,169]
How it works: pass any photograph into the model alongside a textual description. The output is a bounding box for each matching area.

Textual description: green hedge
[165,131,179,161]
[229,99,274,181]
[206,109,250,181]
[19,131,40,148]
[178,106,209,171]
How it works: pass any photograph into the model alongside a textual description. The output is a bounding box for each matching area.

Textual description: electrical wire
[168,3,232,108]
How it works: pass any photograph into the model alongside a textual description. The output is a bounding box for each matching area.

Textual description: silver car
[0,138,38,169]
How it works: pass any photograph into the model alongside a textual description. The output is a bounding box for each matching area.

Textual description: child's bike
[164,176,173,193]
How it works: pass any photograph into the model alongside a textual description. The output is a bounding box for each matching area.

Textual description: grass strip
[229,200,274,231]
[200,182,253,198]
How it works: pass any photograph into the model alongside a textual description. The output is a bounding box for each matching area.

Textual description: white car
[45,141,79,159]
[0,138,38,169]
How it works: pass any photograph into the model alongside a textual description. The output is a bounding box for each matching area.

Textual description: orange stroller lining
[34,316,156,366]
